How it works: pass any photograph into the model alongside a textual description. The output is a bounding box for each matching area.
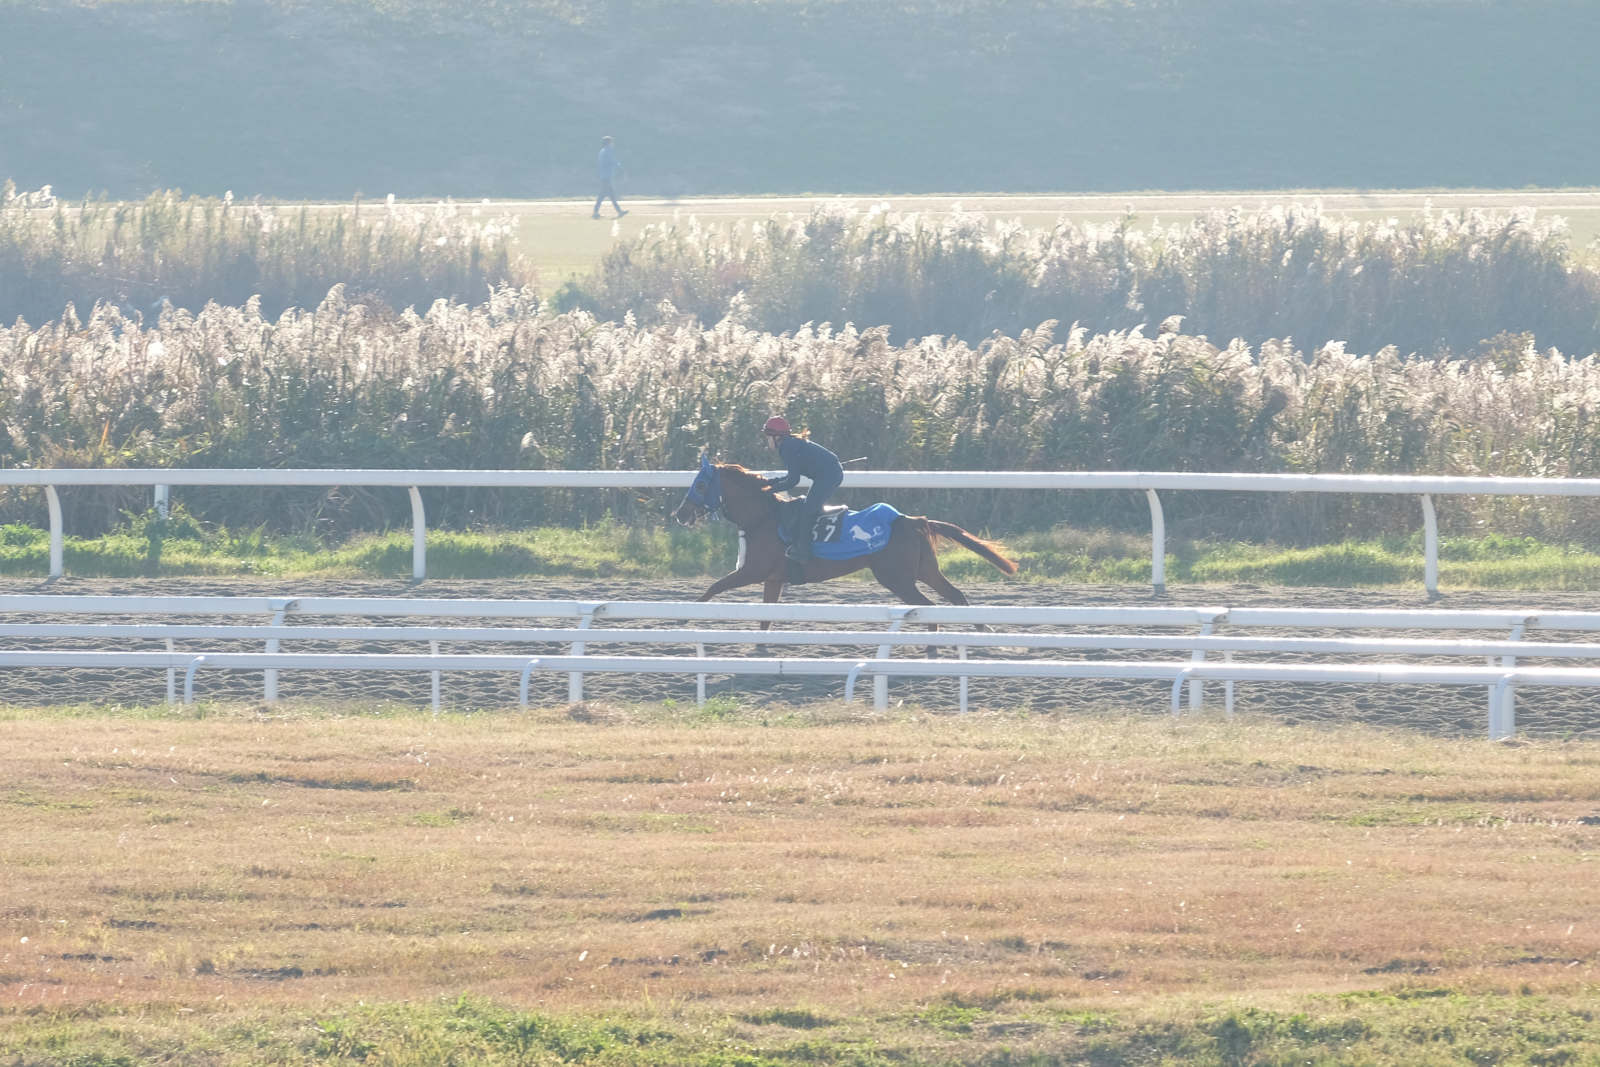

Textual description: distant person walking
[593,135,627,219]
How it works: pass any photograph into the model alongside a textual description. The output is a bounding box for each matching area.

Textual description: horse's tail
[925,519,1019,575]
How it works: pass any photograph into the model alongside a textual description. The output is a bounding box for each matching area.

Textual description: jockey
[762,415,844,563]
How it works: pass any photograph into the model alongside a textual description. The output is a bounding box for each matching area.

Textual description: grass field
[500,189,1600,294]
[1,704,1597,1064]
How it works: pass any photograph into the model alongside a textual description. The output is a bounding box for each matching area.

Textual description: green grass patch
[995,527,1600,590]
[0,512,739,580]
[7,511,1600,590]
[1175,533,1600,589]
[0,700,210,723]
[4,989,1599,1065]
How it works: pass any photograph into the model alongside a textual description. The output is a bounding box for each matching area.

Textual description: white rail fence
[5,596,1600,738]
[6,468,1600,592]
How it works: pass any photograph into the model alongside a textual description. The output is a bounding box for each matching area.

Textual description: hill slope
[3,0,1597,199]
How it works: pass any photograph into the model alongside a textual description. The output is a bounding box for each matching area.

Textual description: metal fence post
[1421,493,1439,597]
[696,642,707,706]
[46,485,63,579]
[518,659,542,709]
[1188,619,1215,711]
[263,599,295,703]
[1146,489,1165,595]
[569,606,595,702]
[183,655,208,706]
[408,487,426,582]
[875,609,910,711]
[430,639,441,714]
[1493,618,1531,739]
[958,644,969,714]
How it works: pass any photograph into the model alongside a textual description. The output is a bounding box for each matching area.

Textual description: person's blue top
[597,145,620,180]
[771,435,843,492]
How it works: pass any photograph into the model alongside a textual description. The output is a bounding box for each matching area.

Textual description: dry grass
[509,192,1600,288]
[0,185,530,327]
[2,700,1597,1028]
[564,200,1600,357]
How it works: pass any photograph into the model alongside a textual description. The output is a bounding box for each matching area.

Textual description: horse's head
[673,454,774,528]
[672,453,723,527]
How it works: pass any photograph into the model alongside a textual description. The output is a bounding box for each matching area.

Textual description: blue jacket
[771,435,843,493]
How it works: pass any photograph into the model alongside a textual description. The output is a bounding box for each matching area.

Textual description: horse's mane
[716,462,776,495]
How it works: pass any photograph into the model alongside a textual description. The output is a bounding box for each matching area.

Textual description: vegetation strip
[3,518,1599,589]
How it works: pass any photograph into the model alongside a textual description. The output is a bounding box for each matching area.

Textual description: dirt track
[2,576,1597,737]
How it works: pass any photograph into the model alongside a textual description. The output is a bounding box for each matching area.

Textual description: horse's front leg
[752,576,785,656]
[760,576,785,631]
[697,566,765,602]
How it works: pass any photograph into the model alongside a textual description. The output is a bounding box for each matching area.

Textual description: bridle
[680,456,723,521]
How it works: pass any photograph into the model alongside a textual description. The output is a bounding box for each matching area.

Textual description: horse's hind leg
[868,560,942,658]
[913,537,986,655]
[918,532,997,634]
[917,555,971,606]
[867,559,934,609]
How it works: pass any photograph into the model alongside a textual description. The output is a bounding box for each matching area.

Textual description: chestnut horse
[671,458,1017,615]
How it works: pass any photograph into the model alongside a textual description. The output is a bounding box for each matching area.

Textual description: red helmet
[762,415,791,436]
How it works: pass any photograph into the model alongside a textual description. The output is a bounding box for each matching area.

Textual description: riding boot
[788,501,821,557]
[785,535,813,585]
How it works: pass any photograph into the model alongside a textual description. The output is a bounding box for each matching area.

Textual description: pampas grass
[561,201,1600,357]
[0,184,531,326]
[6,293,1600,542]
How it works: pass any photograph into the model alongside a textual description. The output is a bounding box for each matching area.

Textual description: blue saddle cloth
[781,502,902,560]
